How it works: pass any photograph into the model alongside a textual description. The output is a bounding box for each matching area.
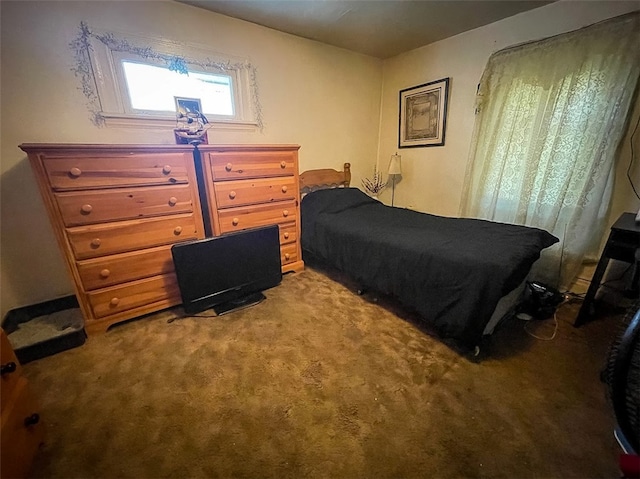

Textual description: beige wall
[2,0,638,318]
[376,0,640,222]
[0,0,382,316]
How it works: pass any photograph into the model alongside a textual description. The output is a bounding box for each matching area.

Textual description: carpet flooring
[22,267,625,478]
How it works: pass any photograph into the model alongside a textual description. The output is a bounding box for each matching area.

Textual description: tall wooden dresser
[21,144,206,335]
[197,145,304,273]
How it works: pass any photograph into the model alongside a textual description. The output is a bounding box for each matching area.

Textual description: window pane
[121,61,234,116]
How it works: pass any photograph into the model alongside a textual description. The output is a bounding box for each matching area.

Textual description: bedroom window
[460,12,640,288]
[70,23,262,130]
[120,61,234,117]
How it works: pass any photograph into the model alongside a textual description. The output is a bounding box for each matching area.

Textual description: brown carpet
[23,267,624,478]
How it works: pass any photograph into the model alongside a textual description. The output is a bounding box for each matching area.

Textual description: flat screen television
[171,225,282,315]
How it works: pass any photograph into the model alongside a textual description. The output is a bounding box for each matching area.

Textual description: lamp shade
[388,153,402,175]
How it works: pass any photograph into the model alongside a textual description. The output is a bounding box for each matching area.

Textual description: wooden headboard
[299,162,351,194]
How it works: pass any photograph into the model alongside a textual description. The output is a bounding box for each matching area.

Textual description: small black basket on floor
[2,295,86,364]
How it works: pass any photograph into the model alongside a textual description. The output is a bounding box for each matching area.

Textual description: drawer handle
[284,253,291,260]
[81,204,93,214]
[282,210,289,217]
[281,185,288,193]
[229,191,236,199]
[1,362,17,376]
[280,161,287,169]
[100,269,110,279]
[110,297,120,307]
[174,226,183,235]
[69,167,82,177]
[24,414,40,427]
[168,197,178,206]
[232,217,239,226]
[225,163,233,172]
[162,165,172,174]
[91,238,101,248]
[284,232,290,239]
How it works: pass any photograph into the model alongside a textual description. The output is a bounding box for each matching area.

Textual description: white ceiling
[177,0,554,59]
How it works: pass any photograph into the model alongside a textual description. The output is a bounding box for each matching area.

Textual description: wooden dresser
[21,144,206,335]
[197,145,304,273]
[1,329,45,479]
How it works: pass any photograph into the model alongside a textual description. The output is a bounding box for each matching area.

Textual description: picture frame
[173,96,208,144]
[174,96,203,118]
[398,77,449,148]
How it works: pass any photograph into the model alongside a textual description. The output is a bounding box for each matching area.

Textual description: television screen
[171,225,282,315]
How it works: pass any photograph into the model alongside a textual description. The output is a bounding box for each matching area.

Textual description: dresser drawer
[207,151,295,181]
[42,152,192,190]
[67,213,202,260]
[214,176,297,209]
[278,223,297,245]
[1,331,22,414]
[77,245,175,291]
[280,243,299,265]
[87,274,181,319]
[1,377,45,479]
[217,200,297,234]
[55,185,195,226]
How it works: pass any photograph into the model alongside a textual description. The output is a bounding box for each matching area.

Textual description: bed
[299,163,559,353]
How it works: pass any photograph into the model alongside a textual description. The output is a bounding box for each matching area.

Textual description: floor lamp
[388,153,402,206]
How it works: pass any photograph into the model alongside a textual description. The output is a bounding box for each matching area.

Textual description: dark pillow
[301,187,378,215]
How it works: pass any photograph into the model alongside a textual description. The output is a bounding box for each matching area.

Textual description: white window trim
[70,22,263,131]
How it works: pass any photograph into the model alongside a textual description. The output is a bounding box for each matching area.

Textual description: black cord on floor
[166,312,218,323]
[627,111,640,200]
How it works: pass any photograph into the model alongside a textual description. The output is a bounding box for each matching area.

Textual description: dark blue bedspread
[301,187,558,348]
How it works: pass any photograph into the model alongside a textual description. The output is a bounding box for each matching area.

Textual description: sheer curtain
[460,12,640,289]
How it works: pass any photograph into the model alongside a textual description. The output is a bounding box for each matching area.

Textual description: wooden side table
[1,329,46,478]
[574,212,640,327]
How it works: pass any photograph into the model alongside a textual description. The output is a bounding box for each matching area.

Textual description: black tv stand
[574,212,640,327]
[213,292,266,316]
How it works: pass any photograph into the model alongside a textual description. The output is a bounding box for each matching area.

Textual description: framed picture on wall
[399,77,449,148]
